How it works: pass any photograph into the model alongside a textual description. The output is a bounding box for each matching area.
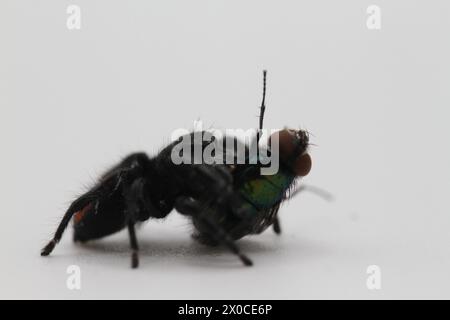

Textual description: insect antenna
[257,70,267,143]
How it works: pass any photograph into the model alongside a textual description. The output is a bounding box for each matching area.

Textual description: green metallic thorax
[238,167,295,210]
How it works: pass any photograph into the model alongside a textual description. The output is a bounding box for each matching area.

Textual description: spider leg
[41,191,98,256]
[174,197,253,266]
[174,163,255,227]
[122,178,149,269]
[41,153,151,257]
[110,171,166,269]
[170,162,254,266]
[41,172,127,256]
[128,222,139,268]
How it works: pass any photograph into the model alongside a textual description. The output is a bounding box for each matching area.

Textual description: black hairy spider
[41,71,317,268]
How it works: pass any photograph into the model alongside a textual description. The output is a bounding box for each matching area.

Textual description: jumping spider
[41,71,315,268]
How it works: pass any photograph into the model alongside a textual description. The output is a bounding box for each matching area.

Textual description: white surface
[1,1,450,299]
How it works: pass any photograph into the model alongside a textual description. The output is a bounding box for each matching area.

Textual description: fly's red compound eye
[294,152,312,176]
[269,129,312,177]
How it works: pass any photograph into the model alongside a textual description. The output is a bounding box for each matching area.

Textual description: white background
[1,1,449,299]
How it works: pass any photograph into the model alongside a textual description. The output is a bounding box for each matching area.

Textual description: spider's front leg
[175,196,253,266]
[172,164,254,266]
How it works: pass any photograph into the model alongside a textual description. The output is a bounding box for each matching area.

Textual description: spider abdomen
[73,198,127,242]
